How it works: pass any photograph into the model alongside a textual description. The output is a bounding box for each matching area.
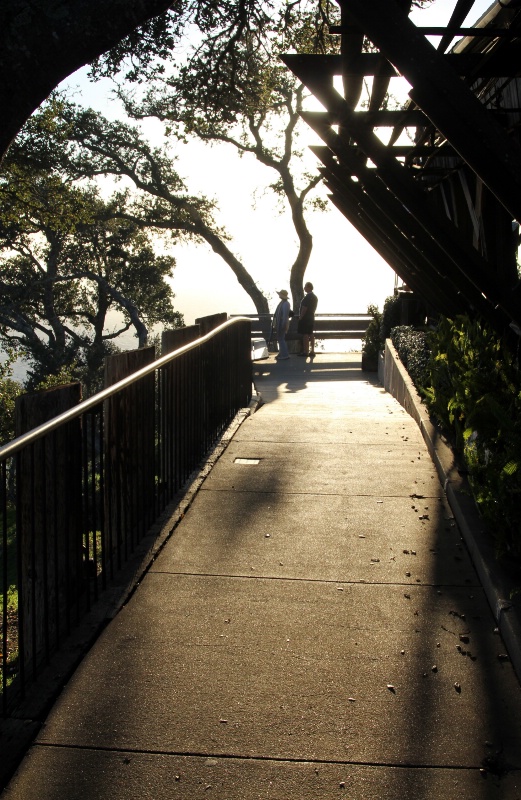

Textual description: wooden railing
[233,313,372,341]
[0,316,251,715]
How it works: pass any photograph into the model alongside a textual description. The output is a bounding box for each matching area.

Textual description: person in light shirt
[273,289,291,360]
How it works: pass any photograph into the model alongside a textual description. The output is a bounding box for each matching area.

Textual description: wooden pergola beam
[311,145,474,318]
[302,109,512,326]
[282,63,521,330]
[435,0,480,52]
[330,25,518,38]
[282,52,521,80]
[343,110,429,126]
[323,177,464,318]
[336,0,521,223]
[306,110,456,157]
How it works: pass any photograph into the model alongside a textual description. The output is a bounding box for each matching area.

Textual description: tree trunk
[281,174,314,312]
[194,224,270,317]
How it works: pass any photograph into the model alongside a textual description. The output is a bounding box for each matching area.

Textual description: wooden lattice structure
[283,0,521,337]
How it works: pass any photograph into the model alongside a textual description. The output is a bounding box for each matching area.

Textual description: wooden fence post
[160,326,203,496]
[15,383,82,673]
[195,312,227,336]
[161,325,201,354]
[104,347,156,574]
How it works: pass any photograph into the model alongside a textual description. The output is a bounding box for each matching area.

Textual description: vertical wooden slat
[195,312,227,336]
[104,348,156,572]
[15,383,82,677]
[161,325,201,355]
[161,326,201,496]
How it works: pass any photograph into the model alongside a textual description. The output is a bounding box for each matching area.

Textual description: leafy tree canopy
[118,2,339,308]
[12,100,272,318]
[0,351,23,444]
[0,131,183,390]
[0,0,273,160]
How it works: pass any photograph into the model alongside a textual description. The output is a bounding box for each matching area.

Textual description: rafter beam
[436,0,482,52]
[323,177,464,317]
[283,52,521,80]
[303,112,455,156]
[335,0,521,223]
[343,110,429,126]
[282,61,521,330]
[330,26,518,37]
[311,145,474,318]
[298,105,514,330]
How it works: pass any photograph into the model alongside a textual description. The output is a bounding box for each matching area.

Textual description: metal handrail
[0,316,250,462]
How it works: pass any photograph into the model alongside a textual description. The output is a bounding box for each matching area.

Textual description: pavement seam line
[31,742,500,772]
[148,570,482,588]
[200,487,443,499]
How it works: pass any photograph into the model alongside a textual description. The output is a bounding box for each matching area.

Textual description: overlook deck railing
[234,313,372,342]
[0,315,251,715]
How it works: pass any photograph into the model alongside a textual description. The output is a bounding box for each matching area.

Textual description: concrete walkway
[3,353,521,799]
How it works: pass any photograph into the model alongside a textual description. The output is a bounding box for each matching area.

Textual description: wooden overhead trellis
[283,0,521,336]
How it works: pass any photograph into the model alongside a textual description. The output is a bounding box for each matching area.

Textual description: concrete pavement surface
[3,353,521,799]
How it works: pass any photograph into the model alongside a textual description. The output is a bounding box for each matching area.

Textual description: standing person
[297,282,318,357]
[273,289,291,360]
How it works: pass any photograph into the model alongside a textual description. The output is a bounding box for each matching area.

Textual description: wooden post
[160,326,202,498]
[15,383,82,674]
[195,312,227,336]
[161,324,200,354]
[104,347,156,574]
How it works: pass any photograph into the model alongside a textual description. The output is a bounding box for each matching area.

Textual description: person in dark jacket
[297,282,318,357]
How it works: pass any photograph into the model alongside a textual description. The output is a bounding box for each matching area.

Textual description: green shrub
[381,294,402,340]
[419,315,521,558]
[362,295,402,364]
[362,303,383,363]
[386,314,521,558]
[390,325,430,388]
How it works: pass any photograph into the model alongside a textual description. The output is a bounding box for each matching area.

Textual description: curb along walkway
[3,353,521,799]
